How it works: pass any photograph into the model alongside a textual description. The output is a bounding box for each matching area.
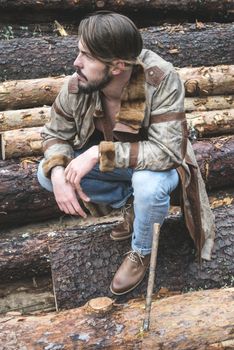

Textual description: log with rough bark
[1,100,233,132]
[0,106,50,132]
[0,65,234,110]
[50,199,234,309]
[186,108,234,137]
[179,65,234,96]
[1,126,42,159]
[0,276,55,314]
[1,109,233,160]
[0,288,233,350]
[0,76,66,110]
[184,95,234,112]
[0,191,233,307]
[0,0,232,14]
[0,22,233,81]
[0,136,233,226]
[193,135,234,190]
[0,158,60,228]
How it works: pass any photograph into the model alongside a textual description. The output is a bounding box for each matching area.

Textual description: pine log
[0,136,233,227]
[0,288,233,350]
[0,106,51,131]
[179,65,234,96]
[1,126,43,160]
[0,76,66,110]
[0,158,60,228]
[0,22,233,81]
[1,98,233,132]
[1,123,234,169]
[1,65,233,110]
[0,215,121,281]
[1,110,233,160]
[186,108,234,137]
[0,22,59,40]
[0,276,55,314]
[0,191,233,307]
[193,136,234,190]
[184,95,234,112]
[50,199,234,309]
[0,0,233,13]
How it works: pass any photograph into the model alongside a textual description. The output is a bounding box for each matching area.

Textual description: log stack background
[0,2,233,348]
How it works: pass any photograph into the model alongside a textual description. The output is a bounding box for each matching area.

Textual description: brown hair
[78,11,143,65]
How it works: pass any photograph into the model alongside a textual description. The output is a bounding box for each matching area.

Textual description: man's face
[73,40,113,94]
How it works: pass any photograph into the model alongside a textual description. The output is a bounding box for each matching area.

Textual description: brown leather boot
[110,196,134,241]
[110,251,150,295]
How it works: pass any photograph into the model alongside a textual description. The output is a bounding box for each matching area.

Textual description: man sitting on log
[37,11,215,295]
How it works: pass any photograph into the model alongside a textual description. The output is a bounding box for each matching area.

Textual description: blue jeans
[37,151,179,255]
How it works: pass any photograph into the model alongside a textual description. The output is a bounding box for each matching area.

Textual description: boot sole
[109,269,148,296]
[110,233,132,241]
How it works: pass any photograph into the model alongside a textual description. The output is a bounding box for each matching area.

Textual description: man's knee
[132,170,178,202]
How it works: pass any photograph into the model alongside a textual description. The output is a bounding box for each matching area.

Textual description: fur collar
[95,63,146,133]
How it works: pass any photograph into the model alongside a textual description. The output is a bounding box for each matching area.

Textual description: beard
[77,66,113,94]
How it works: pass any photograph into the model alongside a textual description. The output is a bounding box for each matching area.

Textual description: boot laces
[125,250,144,265]
[121,203,132,216]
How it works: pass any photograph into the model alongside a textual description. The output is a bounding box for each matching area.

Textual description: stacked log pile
[0,3,233,348]
[1,289,234,350]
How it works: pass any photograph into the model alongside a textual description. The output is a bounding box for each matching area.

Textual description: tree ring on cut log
[86,297,114,314]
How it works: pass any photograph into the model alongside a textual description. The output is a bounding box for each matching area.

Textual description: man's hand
[51,166,87,217]
[64,145,99,201]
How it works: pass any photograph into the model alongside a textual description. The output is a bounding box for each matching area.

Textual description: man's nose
[74,53,83,68]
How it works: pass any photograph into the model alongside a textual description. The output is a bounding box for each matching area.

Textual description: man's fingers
[76,187,90,202]
[71,199,87,218]
[65,170,75,184]
[57,198,87,218]
[58,202,78,216]
[65,171,81,188]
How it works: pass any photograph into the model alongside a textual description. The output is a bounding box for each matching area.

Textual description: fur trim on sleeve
[42,154,72,178]
[99,141,115,172]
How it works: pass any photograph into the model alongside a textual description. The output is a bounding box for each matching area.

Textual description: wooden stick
[143,223,160,331]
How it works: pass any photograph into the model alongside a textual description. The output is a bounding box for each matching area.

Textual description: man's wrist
[89,145,99,163]
[51,165,65,177]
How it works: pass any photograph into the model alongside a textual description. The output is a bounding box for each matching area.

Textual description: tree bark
[0,22,233,81]
[186,108,234,137]
[1,102,233,132]
[1,65,234,110]
[0,192,233,305]
[0,276,55,314]
[1,111,233,159]
[0,76,65,110]
[193,136,234,190]
[0,136,233,226]
[179,65,234,96]
[0,0,232,13]
[184,95,234,112]
[0,215,121,281]
[1,127,43,160]
[0,106,50,132]
[0,158,60,228]
[0,288,233,350]
[49,199,234,309]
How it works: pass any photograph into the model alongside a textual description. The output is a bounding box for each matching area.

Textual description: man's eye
[86,54,94,60]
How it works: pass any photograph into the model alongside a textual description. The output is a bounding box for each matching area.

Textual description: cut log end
[86,297,114,314]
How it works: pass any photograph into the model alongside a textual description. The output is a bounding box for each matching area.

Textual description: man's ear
[111,60,126,76]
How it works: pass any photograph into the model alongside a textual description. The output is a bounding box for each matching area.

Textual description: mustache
[76,68,87,80]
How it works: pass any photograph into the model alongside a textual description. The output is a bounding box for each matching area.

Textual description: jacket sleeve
[99,70,187,172]
[41,79,77,177]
